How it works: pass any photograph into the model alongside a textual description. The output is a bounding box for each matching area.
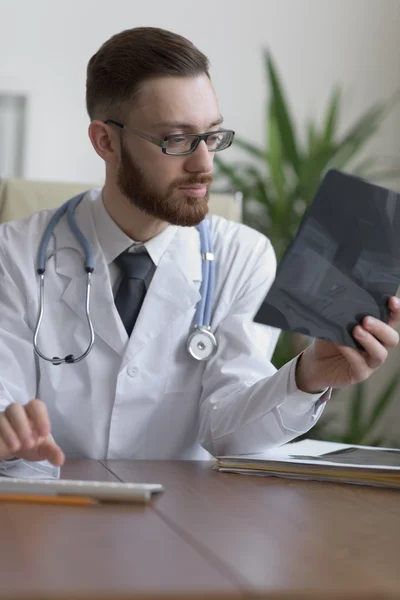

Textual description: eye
[169,136,187,144]
[206,131,224,147]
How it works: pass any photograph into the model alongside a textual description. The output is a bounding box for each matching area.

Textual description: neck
[102,181,169,243]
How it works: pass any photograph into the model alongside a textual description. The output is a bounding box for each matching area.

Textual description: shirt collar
[91,189,178,266]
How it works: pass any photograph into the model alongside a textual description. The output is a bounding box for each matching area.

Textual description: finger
[25,399,50,438]
[37,437,65,467]
[353,325,388,370]
[362,316,399,349]
[6,404,35,448]
[0,416,21,457]
[387,296,400,328]
[336,343,372,382]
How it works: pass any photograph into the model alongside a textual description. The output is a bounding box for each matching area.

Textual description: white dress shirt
[91,195,177,294]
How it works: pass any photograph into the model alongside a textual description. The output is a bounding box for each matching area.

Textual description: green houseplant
[215,50,400,445]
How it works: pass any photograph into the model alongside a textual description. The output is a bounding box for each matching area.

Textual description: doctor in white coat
[0,27,399,479]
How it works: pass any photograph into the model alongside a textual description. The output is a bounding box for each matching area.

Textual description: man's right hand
[0,399,65,466]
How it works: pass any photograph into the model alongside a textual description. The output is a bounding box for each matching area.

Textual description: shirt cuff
[0,459,59,479]
[279,355,331,416]
[0,457,22,468]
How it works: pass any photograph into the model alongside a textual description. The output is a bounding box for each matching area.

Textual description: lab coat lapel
[55,198,127,357]
[120,225,202,366]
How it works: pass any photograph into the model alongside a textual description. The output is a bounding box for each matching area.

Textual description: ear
[88,120,120,165]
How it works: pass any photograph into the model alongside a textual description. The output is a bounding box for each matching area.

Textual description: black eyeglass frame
[104,119,235,156]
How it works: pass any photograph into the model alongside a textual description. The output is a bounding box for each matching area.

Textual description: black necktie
[114,250,154,337]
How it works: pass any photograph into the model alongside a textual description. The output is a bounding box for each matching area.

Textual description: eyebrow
[151,116,224,131]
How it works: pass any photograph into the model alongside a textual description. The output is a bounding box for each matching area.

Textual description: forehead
[129,75,221,130]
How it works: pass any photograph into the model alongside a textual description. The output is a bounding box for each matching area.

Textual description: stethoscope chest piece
[186,326,218,361]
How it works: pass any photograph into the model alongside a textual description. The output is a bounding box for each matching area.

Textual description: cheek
[146,155,186,192]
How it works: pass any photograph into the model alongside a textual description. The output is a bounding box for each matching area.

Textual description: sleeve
[0,259,59,479]
[199,235,330,457]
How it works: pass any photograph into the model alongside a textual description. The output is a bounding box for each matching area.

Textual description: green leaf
[361,371,400,440]
[272,333,296,369]
[323,87,341,144]
[340,104,386,143]
[233,137,267,160]
[268,100,286,210]
[265,50,300,174]
[242,165,273,211]
[213,157,252,195]
[297,144,336,201]
[327,103,388,171]
[306,120,318,154]
[344,382,365,443]
[379,88,400,119]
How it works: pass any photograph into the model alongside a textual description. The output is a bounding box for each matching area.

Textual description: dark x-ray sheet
[254,169,400,348]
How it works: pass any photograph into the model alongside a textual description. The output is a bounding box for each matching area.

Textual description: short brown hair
[86,27,210,120]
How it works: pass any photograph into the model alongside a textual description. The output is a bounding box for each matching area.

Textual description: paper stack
[215,439,400,489]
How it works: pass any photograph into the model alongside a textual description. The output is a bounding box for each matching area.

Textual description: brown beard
[116,141,213,227]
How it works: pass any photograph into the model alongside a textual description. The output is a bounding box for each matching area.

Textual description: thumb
[36,436,65,466]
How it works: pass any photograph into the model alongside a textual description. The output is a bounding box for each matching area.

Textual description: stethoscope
[33,192,218,366]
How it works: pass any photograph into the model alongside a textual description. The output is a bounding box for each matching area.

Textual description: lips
[179,186,207,197]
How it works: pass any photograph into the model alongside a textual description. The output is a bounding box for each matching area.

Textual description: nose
[184,140,214,174]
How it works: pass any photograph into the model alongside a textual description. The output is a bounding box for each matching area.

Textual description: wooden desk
[103,461,400,600]
[0,460,399,600]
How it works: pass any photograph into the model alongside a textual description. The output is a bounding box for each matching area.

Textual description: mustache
[172,174,214,188]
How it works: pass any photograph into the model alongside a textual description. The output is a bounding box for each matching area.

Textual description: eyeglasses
[104,119,235,156]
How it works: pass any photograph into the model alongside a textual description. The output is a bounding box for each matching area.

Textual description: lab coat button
[127,365,139,378]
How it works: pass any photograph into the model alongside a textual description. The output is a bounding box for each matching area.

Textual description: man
[0,27,398,478]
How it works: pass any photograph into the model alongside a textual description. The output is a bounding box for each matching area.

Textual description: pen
[0,491,151,505]
[0,493,98,506]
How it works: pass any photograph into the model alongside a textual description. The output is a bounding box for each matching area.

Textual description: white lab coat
[0,190,326,478]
